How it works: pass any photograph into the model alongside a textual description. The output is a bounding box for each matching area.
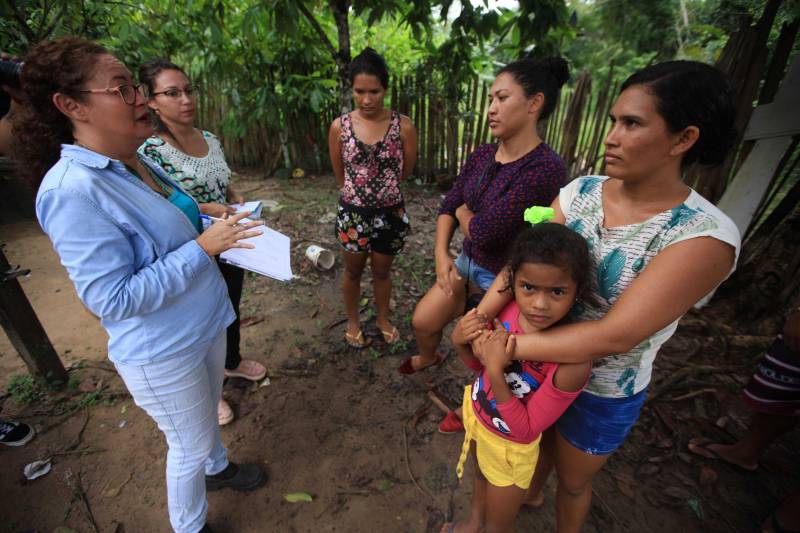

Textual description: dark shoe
[0,419,35,447]
[206,462,266,492]
[199,524,215,533]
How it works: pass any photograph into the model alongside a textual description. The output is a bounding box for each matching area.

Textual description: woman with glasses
[138,59,267,427]
[16,37,266,533]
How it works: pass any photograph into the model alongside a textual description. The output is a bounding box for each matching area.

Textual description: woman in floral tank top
[478,61,740,531]
[328,48,417,349]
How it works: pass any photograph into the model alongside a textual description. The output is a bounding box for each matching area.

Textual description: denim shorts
[556,388,647,455]
[454,252,496,291]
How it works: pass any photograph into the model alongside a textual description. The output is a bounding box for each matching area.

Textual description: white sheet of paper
[230,200,263,219]
[220,224,293,281]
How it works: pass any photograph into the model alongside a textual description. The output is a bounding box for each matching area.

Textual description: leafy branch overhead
[1,0,792,180]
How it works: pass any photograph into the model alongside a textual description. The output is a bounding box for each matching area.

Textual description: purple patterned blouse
[439,143,565,274]
[339,111,404,208]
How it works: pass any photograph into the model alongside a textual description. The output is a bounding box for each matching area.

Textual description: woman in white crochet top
[138,59,266,427]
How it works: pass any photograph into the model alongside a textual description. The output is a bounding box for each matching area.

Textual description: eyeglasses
[79,84,149,105]
[151,85,201,100]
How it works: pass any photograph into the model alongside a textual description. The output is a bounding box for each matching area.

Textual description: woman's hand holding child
[473,324,517,403]
[473,321,516,372]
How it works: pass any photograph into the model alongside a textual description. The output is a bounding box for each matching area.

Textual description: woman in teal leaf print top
[477,61,741,532]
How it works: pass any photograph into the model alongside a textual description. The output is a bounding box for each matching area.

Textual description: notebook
[229,200,263,219]
[219,224,293,281]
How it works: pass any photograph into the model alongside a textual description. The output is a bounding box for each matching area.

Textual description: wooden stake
[0,246,67,386]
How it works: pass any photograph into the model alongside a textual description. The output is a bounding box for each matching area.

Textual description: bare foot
[345,321,371,349]
[687,438,758,471]
[345,321,362,339]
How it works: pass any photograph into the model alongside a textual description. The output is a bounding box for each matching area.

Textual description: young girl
[443,216,592,533]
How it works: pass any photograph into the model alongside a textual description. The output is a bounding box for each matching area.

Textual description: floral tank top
[339,111,404,208]
[561,176,740,398]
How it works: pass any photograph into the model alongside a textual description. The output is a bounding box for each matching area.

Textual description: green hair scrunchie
[523,206,554,225]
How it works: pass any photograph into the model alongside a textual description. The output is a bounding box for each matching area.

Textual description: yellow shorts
[456,386,540,489]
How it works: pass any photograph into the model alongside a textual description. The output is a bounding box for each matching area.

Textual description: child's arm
[473,328,516,403]
[475,270,513,322]
[453,343,482,372]
[452,308,488,346]
[496,360,589,440]
[451,309,488,372]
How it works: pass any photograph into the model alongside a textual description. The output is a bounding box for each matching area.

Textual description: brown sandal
[379,326,401,344]
[345,330,372,349]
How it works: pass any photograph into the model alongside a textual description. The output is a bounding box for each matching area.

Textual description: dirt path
[1,174,797,532]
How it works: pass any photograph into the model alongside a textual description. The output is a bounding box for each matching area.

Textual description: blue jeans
[454,252,496,291]
[556,388,647,455]
[114,333,228,533]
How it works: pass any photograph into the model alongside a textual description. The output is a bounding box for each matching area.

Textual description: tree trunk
[296,0,352,113]
[0,244,67,387]
[329,0,352,114]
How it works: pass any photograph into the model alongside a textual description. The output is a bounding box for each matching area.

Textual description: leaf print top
[138,131,231,205]
[561,176,741,398]
[339,111,404,208]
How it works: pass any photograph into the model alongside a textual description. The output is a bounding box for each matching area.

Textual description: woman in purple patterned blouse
[398,58,569,381]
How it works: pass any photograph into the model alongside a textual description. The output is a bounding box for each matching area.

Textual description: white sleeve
[667,192,742,275]
[558,176,591,218]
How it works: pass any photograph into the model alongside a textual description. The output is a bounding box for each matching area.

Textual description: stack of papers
[220,223,293,281]
[230,200,263,219]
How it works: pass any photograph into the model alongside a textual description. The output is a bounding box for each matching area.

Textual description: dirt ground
[1,173,798,533]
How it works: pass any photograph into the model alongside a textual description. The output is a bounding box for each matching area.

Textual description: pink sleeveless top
[339,111,404,208]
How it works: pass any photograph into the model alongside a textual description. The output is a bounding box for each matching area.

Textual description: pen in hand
[200,213,251,226]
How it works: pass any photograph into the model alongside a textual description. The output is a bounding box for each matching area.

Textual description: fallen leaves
[284,491,313,503]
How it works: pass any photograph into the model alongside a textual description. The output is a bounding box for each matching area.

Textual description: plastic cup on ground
[305,245,335,270]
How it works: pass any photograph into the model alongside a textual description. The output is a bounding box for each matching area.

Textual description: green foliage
[597,0,680,59]
[4,0,787,175]
[6,374,43,405]
[75,389,102,410]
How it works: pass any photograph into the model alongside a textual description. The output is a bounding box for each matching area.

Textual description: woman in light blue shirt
[15,37,265,533]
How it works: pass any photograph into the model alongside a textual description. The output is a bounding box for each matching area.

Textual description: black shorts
[335,200,410,256]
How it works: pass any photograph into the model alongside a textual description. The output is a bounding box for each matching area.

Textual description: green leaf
[284,491,313,503]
